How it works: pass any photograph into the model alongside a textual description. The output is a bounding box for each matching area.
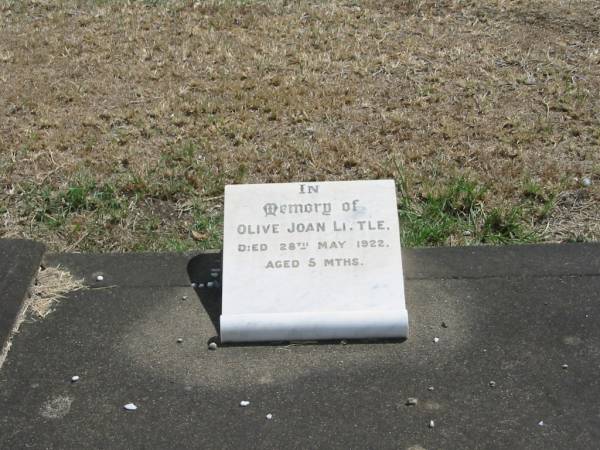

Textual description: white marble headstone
[220,180,408,342]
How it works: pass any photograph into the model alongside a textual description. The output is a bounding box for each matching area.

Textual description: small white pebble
[428,386,434,391]
[96,275,104,282]
[463,230,472,236]
[538,420,544,426]
[182,295,188,301]
[266,413,273,420]
[428,420,435,428]
[489,381,496,387]
[124,403,137,411]
[208,342,218,350]
[71,376,80,382]
[177,338,183,343]
[406,397,418,406]
[240,400,250,407]
[582,177,592,187]
[433,337,440,343]
[561,364,568,369]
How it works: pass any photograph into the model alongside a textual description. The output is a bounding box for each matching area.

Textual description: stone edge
[0,240,46,370]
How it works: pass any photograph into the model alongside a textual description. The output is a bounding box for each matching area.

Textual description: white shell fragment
[182,295,188,301]
[266,413,273,420]
[433,337,440,343]
[124,403,137,411]
[582,177,592,187]
[561,364,568,369]
[428,420,435,428]
[428,386,434,391]
[406,397,418,406]
[538,420,544,426]
[489,381,496,387]
[208,342,218,350]
[71,376,80,382]
[240,400,250,407]
[177,338,183,343]
[96,275,104,282]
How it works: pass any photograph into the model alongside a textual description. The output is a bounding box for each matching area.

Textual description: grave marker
[221,180,408,342]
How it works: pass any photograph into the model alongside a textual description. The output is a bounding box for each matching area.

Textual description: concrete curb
[0,239,45,368]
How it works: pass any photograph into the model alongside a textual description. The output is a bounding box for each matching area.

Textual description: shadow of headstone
[187,252,222,342]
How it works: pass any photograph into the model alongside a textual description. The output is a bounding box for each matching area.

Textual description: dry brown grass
[28,265,86,318]
[0,0,598,250]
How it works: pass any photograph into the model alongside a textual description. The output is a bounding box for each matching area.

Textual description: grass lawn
[1,0,598,252]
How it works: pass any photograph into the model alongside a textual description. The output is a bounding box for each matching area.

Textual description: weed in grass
[522,179,545,202]
[192,204,224,250]
[481,208,535,244]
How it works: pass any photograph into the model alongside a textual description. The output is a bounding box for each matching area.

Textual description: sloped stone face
[0,239,45,351]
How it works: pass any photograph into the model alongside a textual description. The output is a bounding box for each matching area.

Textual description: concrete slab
[0,239,45,350]
[405,243,600,279]
[1,244,599,449]
[42,251,222,288]
[42,242,600,283]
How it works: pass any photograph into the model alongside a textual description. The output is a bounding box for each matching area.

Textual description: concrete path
[0,242,599,449]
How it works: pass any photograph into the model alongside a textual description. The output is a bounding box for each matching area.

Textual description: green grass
[397,174,550,247]
[15,142,225,252]
[14,155,559,251]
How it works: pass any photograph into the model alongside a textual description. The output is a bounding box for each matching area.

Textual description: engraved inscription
[230,182,396,271]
